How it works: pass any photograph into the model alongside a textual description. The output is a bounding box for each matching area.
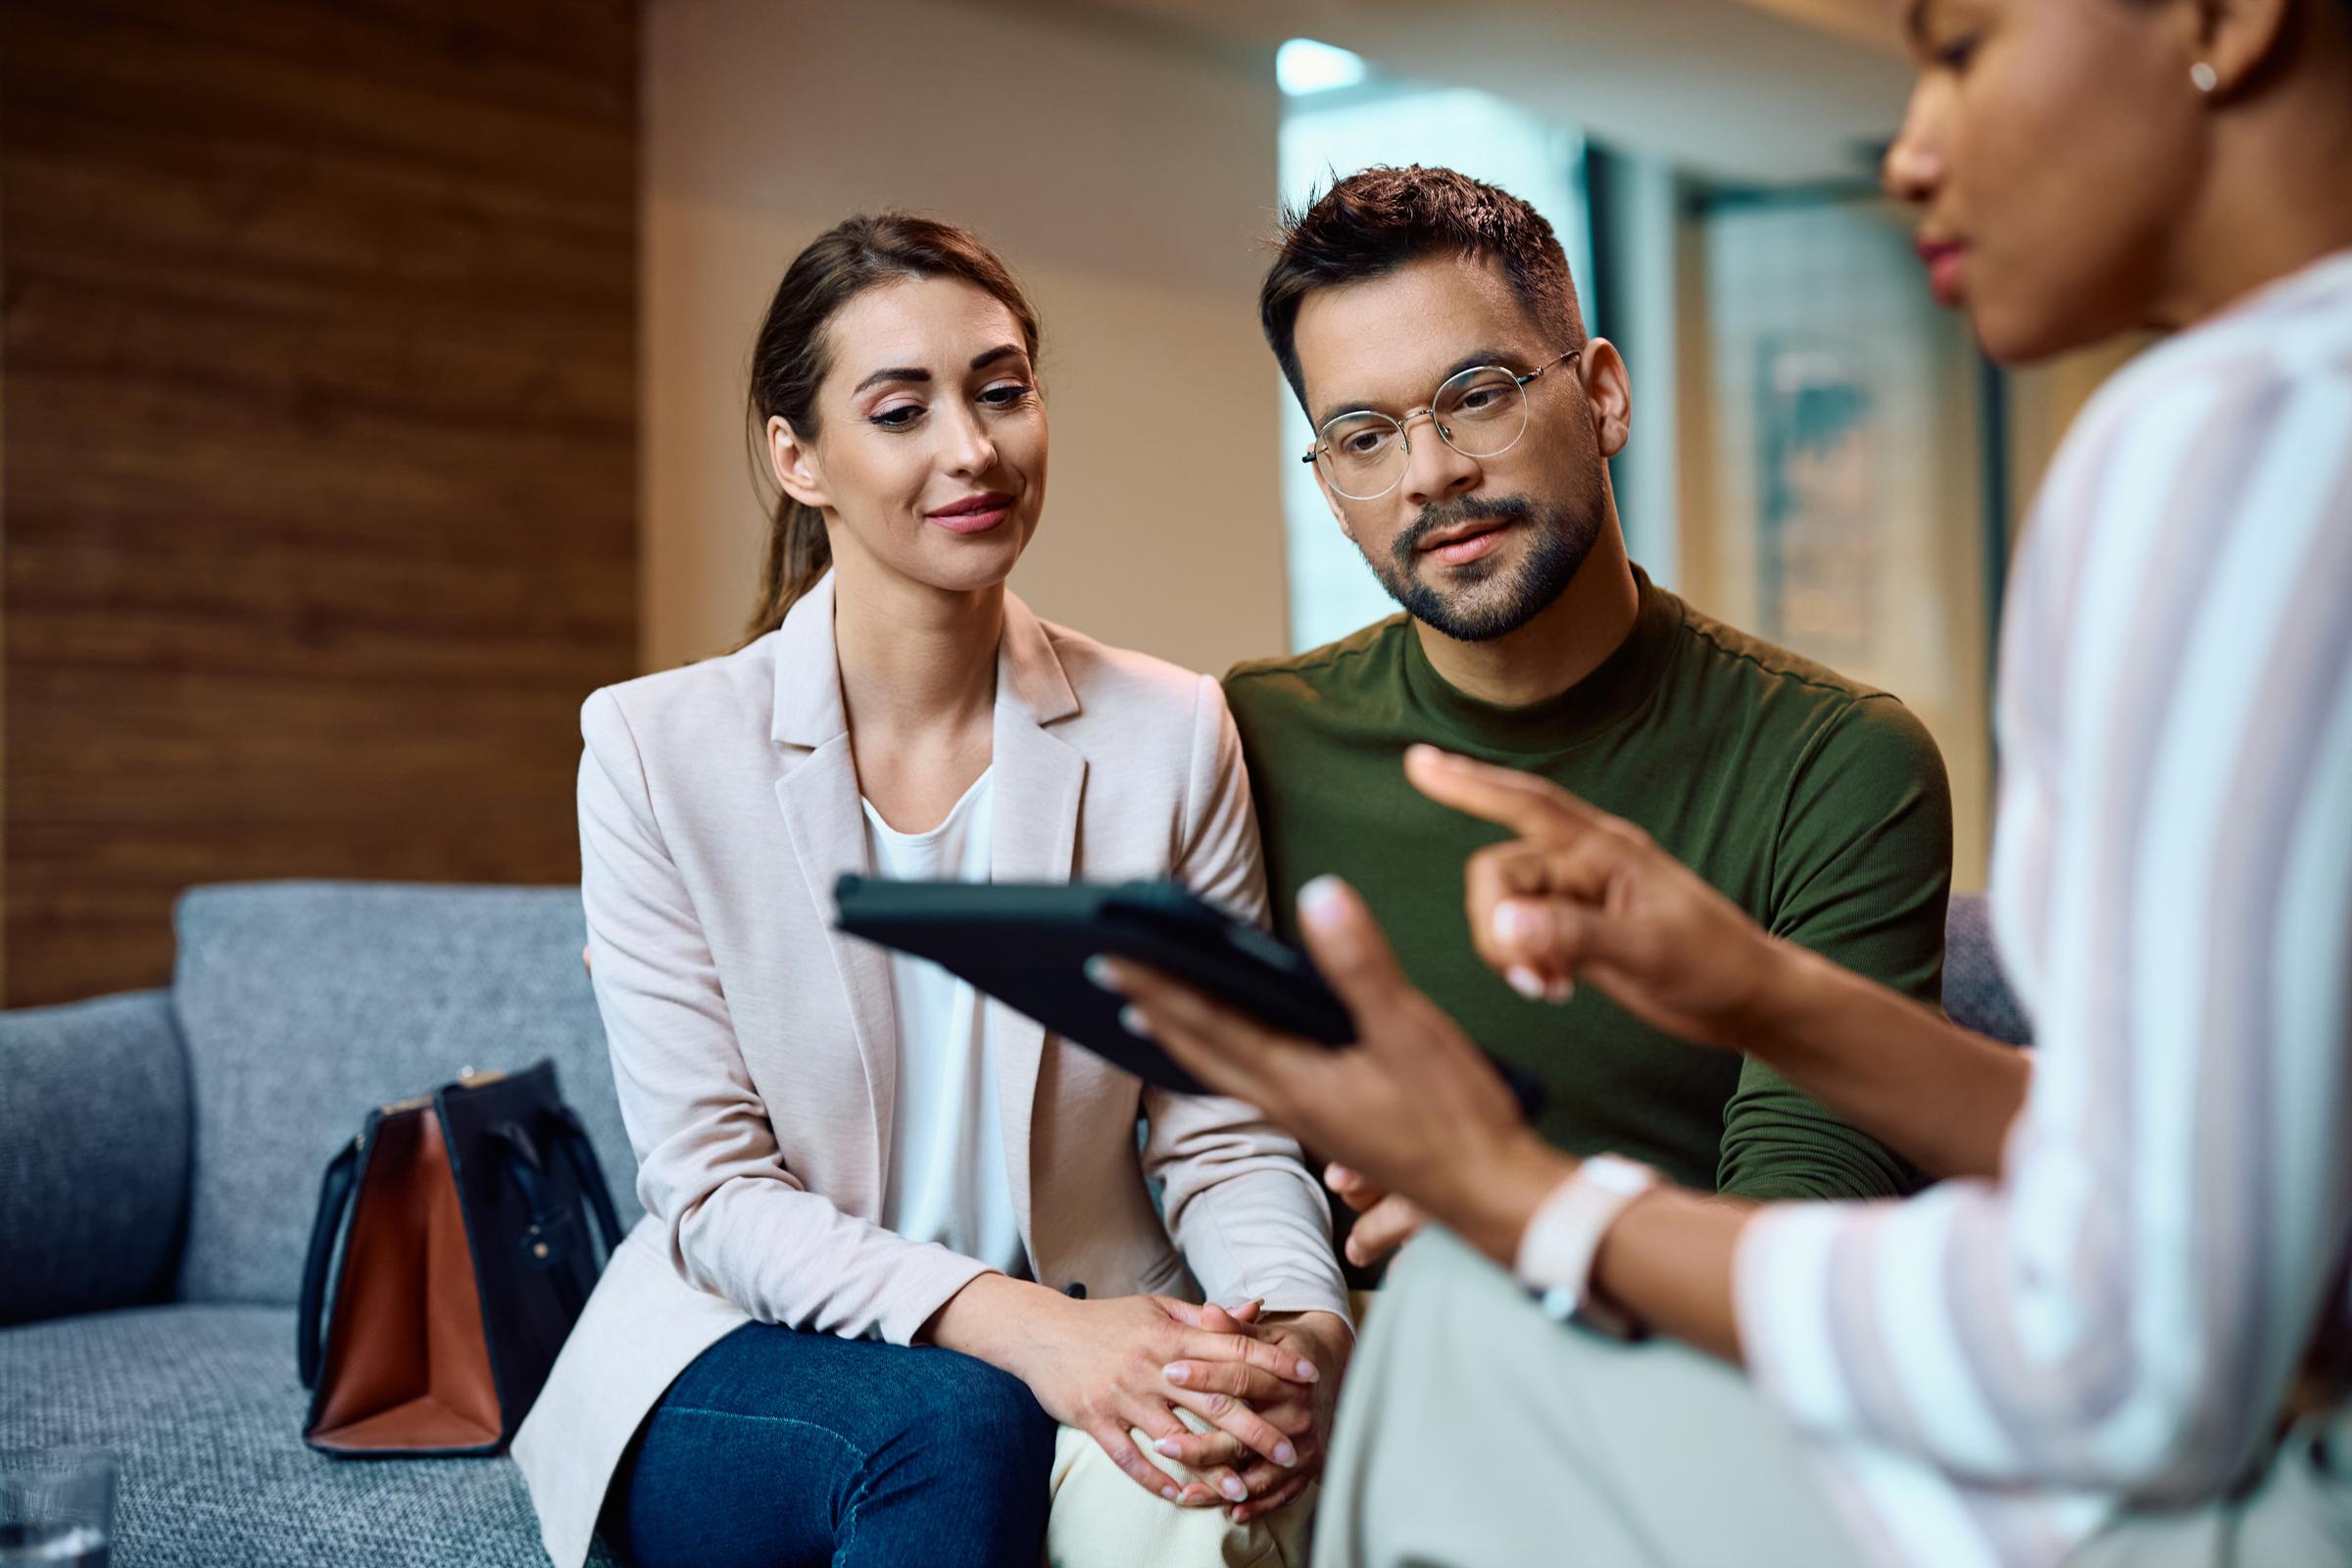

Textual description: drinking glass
[0,1450,115,1567]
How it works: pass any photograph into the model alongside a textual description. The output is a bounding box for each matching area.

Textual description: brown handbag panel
[310,1108,503,1451]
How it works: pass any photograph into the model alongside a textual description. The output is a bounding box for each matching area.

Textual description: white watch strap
[1514,1153,1661,1340]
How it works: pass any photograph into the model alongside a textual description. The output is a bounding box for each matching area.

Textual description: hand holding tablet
[833,875,1541,1116]
[833,875,1349,1095]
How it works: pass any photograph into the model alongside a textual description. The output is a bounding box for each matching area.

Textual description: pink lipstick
[926,491,1015,534]
[1916,238,1968,307]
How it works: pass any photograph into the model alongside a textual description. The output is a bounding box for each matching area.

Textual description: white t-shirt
[860,768,1029,1280]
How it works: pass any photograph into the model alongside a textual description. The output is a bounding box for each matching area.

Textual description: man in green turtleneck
[1227,166,1951,1273]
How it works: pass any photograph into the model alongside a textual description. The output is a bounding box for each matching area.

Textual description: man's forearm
[1745,942,2030,1180]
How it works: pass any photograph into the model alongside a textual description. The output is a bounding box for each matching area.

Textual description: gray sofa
[1,884,639,1567]
[0,880,2031,1568]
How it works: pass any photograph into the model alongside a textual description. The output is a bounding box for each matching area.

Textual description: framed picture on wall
[1755,337,1878,662]
[1686,196,1996,888]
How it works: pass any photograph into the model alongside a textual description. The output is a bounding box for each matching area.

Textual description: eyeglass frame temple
[1298,348,1583,466]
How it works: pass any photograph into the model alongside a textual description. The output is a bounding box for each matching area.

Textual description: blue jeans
[606,1321,1057,1568]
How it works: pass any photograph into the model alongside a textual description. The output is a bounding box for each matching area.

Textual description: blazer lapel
[769,576,898,1201]
[989,595,1084,1239]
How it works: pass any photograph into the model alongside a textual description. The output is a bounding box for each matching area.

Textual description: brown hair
[1259,165,1586,413]
[736,214,1042,648]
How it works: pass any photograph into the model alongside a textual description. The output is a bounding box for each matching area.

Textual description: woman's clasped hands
[1150,1300,1348,1524]
[932,1276,1348,1524]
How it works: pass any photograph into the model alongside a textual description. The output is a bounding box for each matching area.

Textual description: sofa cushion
[0,1303,617,1566]
[1943,894,2032,1047]
[0,991,189,1326]
[172,882,642,1306]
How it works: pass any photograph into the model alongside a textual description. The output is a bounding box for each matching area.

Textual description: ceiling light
[1277,38,1367,97]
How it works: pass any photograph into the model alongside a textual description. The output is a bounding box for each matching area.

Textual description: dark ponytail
[737,214,1043,649]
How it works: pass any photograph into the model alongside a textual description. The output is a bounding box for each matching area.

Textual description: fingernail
[1297,1358,1318,1382]
[1163,1362,1190,1385]
[1504,964,1545,1001]
[1086,956,1121,993]
[1161,1485,1179,1500]
[1155,1439,1182,1458]
[1547,977,1576,1004]
[1494,902,1535,944]
[1220,1476,1249,1502]
[1121,1004,1152,1038]
[1298,875,1348,930]
[1274,1440,1298,1468]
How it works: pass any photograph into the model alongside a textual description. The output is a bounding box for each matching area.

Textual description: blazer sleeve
[1139,676,1351,1323]
[578,688,991,1345]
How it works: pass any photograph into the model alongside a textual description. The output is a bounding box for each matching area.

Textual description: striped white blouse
[1734,247,2352,1567]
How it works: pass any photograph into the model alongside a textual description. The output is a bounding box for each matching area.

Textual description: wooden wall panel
[1,0,639,1005]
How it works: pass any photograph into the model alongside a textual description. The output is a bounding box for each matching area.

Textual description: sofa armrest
[0,990,191,1325]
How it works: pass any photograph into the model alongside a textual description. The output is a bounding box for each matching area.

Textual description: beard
[1363,491,1602,644]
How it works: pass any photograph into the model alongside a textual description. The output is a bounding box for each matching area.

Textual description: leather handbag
[296,1058,625,1456]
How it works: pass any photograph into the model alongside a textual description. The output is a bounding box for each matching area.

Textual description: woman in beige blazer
[513,215,1352,1568]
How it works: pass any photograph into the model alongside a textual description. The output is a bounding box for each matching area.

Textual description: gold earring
[2190,61,2219,93]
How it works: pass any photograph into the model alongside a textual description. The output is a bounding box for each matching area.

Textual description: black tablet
[833,875,1347,1096]
[833,875,1543,1117]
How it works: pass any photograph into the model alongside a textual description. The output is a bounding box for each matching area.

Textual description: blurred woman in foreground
[1101,0,2352,1562]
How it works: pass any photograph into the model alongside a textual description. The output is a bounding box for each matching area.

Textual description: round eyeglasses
[1302,350,1581,502]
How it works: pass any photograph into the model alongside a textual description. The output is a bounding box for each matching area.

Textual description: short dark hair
[1259,165,1587,411]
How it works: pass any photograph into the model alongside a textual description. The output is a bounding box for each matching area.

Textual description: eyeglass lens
[1314,365,1533,500]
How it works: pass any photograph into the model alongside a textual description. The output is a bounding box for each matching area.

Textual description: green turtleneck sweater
[1223,571,1951,1204]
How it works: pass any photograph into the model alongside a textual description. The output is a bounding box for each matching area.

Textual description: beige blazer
[514,574,1348,1568]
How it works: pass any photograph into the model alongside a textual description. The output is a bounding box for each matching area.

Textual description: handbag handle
[489,1111,624,1268]
[297,1138,363,1391]
[551,1105,626,1256]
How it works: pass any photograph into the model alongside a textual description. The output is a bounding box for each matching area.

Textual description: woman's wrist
[1731,934,1834,1062]
[1415,1126,1580,1267]
[1260,1308,1352,1361]
[922,1272,1069,1382]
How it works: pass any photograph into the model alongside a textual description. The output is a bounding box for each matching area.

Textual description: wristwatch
[1515,1153,1661,1341]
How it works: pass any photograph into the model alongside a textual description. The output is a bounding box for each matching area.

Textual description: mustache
[1392,495,1533,568]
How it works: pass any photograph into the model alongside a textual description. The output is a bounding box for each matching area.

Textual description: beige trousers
[1045,1411,1313,1568]
[1313,1229,2352,1568]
